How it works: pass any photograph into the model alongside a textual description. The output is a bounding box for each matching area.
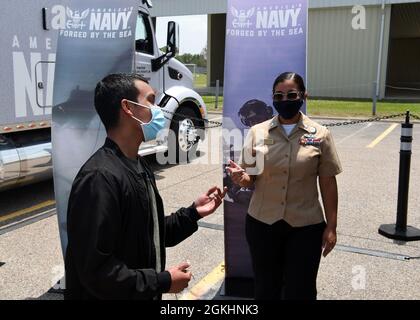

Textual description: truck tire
[169,106,202,164]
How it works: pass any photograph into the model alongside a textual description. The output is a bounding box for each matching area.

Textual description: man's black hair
[94,73,149,131]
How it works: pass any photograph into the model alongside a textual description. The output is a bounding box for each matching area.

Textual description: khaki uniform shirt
[239,113,342,227]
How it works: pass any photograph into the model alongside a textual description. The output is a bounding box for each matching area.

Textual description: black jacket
[64,138,201,300]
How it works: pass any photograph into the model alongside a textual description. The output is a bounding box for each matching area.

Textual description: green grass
[202,95,224,112]
[307,99,420,118]
[194,73,207,88]
[201,96,420,118]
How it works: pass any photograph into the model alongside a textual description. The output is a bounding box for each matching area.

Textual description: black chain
[160,108,223,129]
[159,109,419,130]
[411,113,420,121]
[323,113,407,127]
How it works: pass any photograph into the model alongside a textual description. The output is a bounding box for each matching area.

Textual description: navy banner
[223,0,308,294]
[52,0,137,255]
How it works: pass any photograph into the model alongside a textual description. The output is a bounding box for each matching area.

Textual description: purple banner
[223,0,308,289]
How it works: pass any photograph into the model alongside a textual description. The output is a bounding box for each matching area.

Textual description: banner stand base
[379,224,420,241]
[220,277,254,299]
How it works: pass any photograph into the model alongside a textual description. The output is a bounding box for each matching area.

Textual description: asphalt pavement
[1,113,420,300]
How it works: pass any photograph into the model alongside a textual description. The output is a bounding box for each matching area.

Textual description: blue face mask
[128,100,166,142]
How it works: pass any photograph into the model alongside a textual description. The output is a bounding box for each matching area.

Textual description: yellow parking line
[0,200,56,223]
[179,262,225,300]
[366,123,398,148]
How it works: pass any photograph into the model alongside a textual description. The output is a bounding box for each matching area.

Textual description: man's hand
[322,226,337,257]
[194,186,227,218]
[226,160,253,187]
[167,262,192,293]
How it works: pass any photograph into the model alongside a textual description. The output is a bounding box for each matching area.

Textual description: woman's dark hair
[272,72,306,94]
[94,73,149,131]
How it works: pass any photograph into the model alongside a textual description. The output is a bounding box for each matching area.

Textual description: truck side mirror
[143,0,153,8]
[166,21,179,56]
[152,21,179,71]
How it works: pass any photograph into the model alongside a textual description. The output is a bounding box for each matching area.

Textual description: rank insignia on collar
[308,126,317,134]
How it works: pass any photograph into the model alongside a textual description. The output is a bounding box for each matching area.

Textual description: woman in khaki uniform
[228,72,342,300]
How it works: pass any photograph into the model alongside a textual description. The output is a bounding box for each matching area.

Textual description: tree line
[160,46,207,68]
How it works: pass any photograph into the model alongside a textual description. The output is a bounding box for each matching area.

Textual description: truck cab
[135,2,207,160]
[0,0,207,191]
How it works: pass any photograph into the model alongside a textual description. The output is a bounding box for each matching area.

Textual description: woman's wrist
[326,221,337,230]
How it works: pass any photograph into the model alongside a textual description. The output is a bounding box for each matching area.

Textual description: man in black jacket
[65,73,226,300]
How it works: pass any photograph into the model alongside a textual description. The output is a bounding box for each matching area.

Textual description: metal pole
[372,82,377,116]
[379,111,420,241]
[375,0,386,98]
[215,79,220,110]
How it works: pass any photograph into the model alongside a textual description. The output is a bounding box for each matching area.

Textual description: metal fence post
[215,79,220,110]
[372,82,377,116]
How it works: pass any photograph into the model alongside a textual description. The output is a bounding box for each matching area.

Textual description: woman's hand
[226,160,253,187]
[322,225,337,257]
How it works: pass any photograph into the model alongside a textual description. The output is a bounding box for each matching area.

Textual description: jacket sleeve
[164,205,202,247]
[66,170,171,299]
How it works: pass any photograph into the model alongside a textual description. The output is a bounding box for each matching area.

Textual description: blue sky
[156,15,208,54]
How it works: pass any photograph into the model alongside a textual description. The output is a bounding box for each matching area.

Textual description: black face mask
[273,100,304,120]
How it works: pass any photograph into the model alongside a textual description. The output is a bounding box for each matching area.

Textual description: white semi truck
[0,0,207,191]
